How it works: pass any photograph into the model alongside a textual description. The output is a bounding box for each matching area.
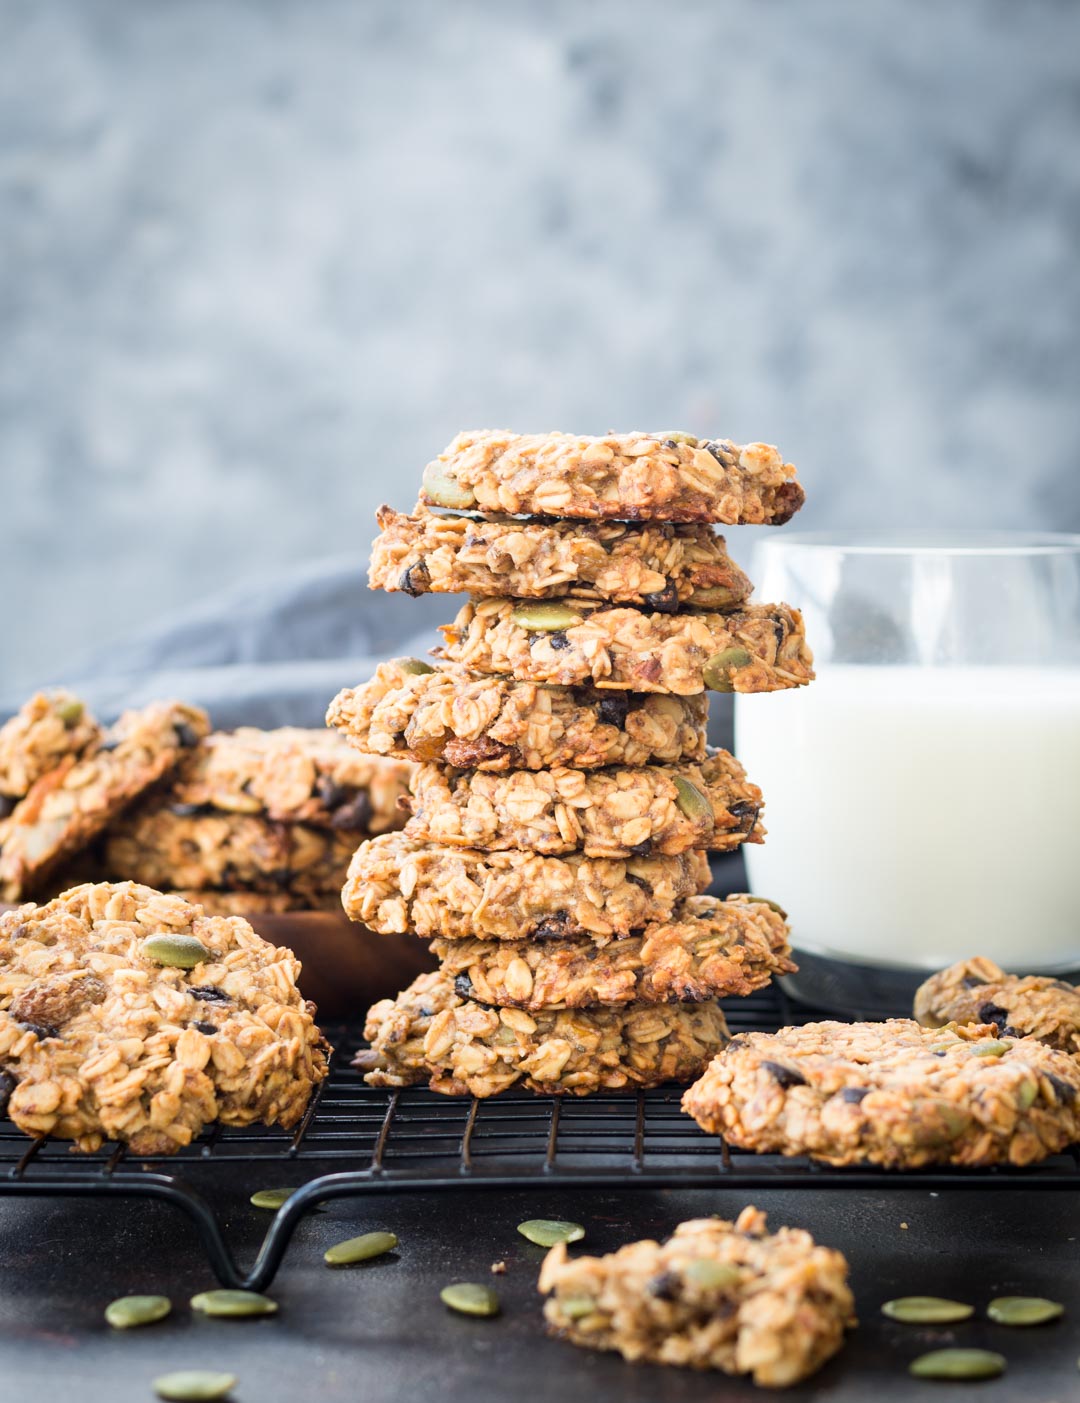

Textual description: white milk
[735,665,1080,971]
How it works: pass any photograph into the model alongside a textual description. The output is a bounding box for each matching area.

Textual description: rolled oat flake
[190,1289,278,1318]
[987,1295,1064,1326]
[908,1349,1006,1381]
[440,1282,500,1317]
[153,1372,237,1402]
[516,1219,585,1247]
[881,1296,975,1324]
[104,1294,172,1329]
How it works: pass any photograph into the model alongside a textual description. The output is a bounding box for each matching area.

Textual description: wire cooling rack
[2,984,1077,1289]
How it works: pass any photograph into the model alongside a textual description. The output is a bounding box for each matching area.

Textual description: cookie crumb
[490,1261,506,1275]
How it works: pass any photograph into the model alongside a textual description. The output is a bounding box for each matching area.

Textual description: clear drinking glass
[734,531,1080,1014]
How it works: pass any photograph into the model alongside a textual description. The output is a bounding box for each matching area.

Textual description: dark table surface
[2,1177,1077,1402]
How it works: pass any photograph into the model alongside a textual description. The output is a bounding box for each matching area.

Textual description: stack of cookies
[328,429,814,1097]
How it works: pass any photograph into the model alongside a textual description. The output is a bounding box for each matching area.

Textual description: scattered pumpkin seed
[440,1282,500,1317]
[324,1230,398,1266]
[140,934,211,969]
[882,1296,975,1324]
[250,1187,297,1210]
[394,657,435,676]
[516,1219,585,1247]
[987,1296,1064,1326]
[683,1260,742,1291]
[559,1294,597,1319]
[190,1289,278,1318]
[971,1040,1010,1057]
[908,1349,1005,1381]
[510,603,583,632]
[672,775,713,824]
[743,895,788,919]
[56,698,85,725]
[153,1372,237,1402]
[104,1294,172,1329]
[422,465,476,510]
[702,647,752,692]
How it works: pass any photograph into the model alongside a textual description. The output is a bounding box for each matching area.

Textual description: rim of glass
[755,529,1080,557]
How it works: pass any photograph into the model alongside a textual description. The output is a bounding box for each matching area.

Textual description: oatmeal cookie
[432,894,794,1010]
[328,661,709,771]
[539,1206,854,1388]
[169,727,410,831]
[437,599,813,696]
[419,430,804,525]
[0,882,328,1153]
[405,752,764,858]
[0,691,100,802]
[104,808,356,899]
[0,701,210,902]
[914,957,1080,1055]
[169,889,343,917]
[682,1018,1080,1168]
[342,833,711,940]
[369,505,753,607]
[354,969,728,1096]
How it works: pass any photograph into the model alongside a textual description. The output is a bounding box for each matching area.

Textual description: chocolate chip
[705,440,730,464]
[548,631,571,650]
[316,776,348,810]
[840,1086,869,1103]
[646,1271,680,1301]
[643,580,679,614]
[596,693,628,730]
[0,1071,13,1115]
[977,1001,1009,1028]
[1047,1073,1077,1105]
[399,562,431,597]
[531,916,572,939]
[175,722,200,749]
[19,1021,59,1040]
[189,986,232,1004]
[168,802,207,818]
[728,800,760,832]
[453,974,474,1000]
[191,1021,218,1036]
[628,839,653,857]
[626,873,652,893]
[0,795,15,820]
[762,1060,807,1089]
[1002,1025,1026,1039]
[329,792,373,831]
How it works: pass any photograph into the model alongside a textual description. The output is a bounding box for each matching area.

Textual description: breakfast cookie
[432,894,793,1010]
[169,889,343,917]
[328,660,709,771]
[418,430,804,525]
[369,505,753,607]
[539,1206,854,1388]
[0,701,210,902]
[405,752,764,858]
[437,598,813,696]
[0,882,328,1153]
[168,726,410,831]
[914,957,1080,1055]
[681,1018,1080,1168]
[342,833,711,940]
[354,969,728,1096]
[0,691,100,802]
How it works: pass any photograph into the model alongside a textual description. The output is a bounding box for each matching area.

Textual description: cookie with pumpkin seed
[682,1018,1080,1168]
[0,691,100,802]
[914,956,1080,1055]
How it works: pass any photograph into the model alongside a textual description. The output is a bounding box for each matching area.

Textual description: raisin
[330,792,374,831]
[189,986,232,1004]
[399,562,431,597]
[839,1086,869,1103]
[643,581,679,614]
[175,722,200,749]
[762,1060,807,1089]
[977,1001,1010,1029]
[596,693,629,730]
[191,1020,218,1036]
[453,974,474,1000]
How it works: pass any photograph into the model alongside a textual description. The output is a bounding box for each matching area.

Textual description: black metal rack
[3,984,1077,1290]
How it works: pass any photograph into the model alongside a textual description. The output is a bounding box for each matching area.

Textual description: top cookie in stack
[329,429,812,1099]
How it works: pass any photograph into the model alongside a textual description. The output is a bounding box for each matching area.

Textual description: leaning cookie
[354,970,728,1096]
[0,701,210,901]
[419,430,804,524]
[0,882,328,1154]
[432,895,794,1010]
[328,660,709,771]
[914,957,1080,1056]
[168,889,344,917]
[682,1019,1080,1168]
[539,1207,855,1388]
[342,833,711,940]
[0,691,100,802]
[370,505,753,607]
[437,598,813,696]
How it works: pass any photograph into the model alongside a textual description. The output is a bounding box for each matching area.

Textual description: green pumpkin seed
[683,1260,742,1291]
[394,657,436,676]
[987,1296,1064,1326]
[688,586,739,608]
[970,1040,1009,1057]
[510,603,583,632]
[324,1230,398,1266]
[672,775,713,824]
[422,465,476,510]
[516,1219,585,1247]
[657,431,698,446]
[153,1372,237,1402]
[703,646,752,692]
[908,1349,1005,1381]
[56,698,85,725]
[1017,1078,1038,1109]
[440,1282,500,1317]
[190,1289,278,1318]
[882,1296,975,1324]
[250,1187,297,1210]
[140,934,211,969]
[559,1294,597,1319]
[104,1294,172,1329]
[743,895,788,920]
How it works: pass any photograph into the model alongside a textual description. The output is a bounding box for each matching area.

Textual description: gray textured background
[3,0,1080,694]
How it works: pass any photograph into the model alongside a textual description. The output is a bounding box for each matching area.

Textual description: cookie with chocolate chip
[914,956,1080,1054]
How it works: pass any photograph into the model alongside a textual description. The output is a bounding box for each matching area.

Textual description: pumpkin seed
[516,1219,585,1247]
[703,646,752,692]
[422,465,476,510]
[56,698,85,725]
[683,1260,741,1291]
[190,1289,278,1318]
[104,1294,172,1329]
[324,1230,398,1266]
[987,1295,1064,1326]
[510,603,583,632]
[140,934,211,969]
[394,657,435,676]
[153,1372,238,1402]
[559,1294,597,1319]
[882,1296,975,1324]
[743,895,788,920]
[440,1282,500,1317]
[1017,1078,1038,1110]
[658,431,697,446]
[672,775,713,824]
[688,586,739,608]
[908,1349,1005,1381]
[250,1187,296,1210]
[970,1040,1009,1057]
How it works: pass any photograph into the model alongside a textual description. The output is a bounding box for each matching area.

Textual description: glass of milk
[735,531,1080,1013]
